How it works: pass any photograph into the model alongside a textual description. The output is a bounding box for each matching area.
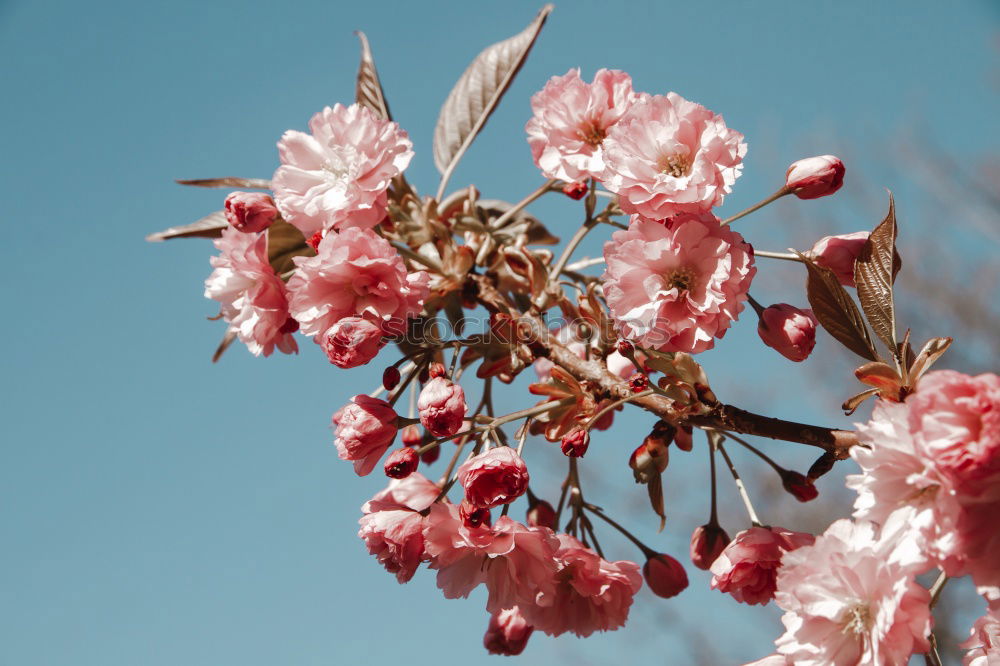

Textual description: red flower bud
[428,362,447,379]
[224,191,280,233]
[807,451,837,480]
[562,181,588,200]
[616,339,634,356]
[689,523,731,570]
[643,553,689,598]
[526,499,557,529]
[780,469,819,502]
[420,443,440,465]
[483,608,533,656]
[674,425,693,452]
[382,366,401,391]
[629,426,671,483]
[383,447,419,479]
[785,155,845,200]
[561,428,590,457]
[400,424,422,447]
[757,304,818,363]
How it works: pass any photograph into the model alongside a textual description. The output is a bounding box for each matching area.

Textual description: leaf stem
[490,179,558,229]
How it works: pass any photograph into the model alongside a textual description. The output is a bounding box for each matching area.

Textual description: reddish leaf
[798,253,879,361]
[175,177,271,189]
[855,194,899,357]
[266,219,314,276]
[909,337,953,382]
[146,211,226,242]
[354,31,392,121]
[842,388,879,415]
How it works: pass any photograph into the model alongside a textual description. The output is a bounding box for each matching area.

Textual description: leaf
[854,361,902,400]
[146,211,227,242]
[479,199,559,245]
[855,193,899,356]
[175,177,271,189]
[266,219,314,276]
[646,473,666,532]
[842,388,879,415]
[212,329,238,363]
[909,337,952,382]
[354,31,392,121]
[797,251,880,362]
[432,5,553,188]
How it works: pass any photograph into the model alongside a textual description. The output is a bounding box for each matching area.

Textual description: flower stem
[583,389,655,430]
[712,432,762,526]
[584,502,655,558]
[708,432,719,525]
[390,241,443,272]
[754,250,803,263]
[416,397,573,455]
[490,179,558,229]
[721,187,789,226]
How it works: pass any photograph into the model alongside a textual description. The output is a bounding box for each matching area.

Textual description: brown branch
[468,273,859,457]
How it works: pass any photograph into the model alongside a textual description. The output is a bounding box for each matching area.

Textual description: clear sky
[1,1,997,664]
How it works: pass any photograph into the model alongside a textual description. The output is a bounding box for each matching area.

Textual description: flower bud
[383,447,419,479]
[417,377,467,437]
[674,425,693,452]
[382,366,401,391]
[428,362,447,379]
[420,443,440,465]
[807,451,837,480]
[785,155,845,200]
[400,424,422,447]
[629,424,671,483]
[562,181,588,200]
[224,191,280,233]
[457,447,530,509]
[332,395,399,477]
[780,470,819,502]
[690,523,731,570]
[320,317,385,368]
[616,339,634,356]
[806,231,869,287]
[483,608,533,656]
[560,428,590,457]
[643,553,689,598]
[757,304,818,363]
[526,499,557,529]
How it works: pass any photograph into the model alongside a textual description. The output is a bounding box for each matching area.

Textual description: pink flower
[773,519,932,665]
[357,473,439,584]
[743,657,787,666]
[457,447,529,509]
[483,608,534,656]
[418,377,467,437]
[204,226,298,357]
[423,504,558,614]
[224,191,280,233]
[757,304,818,362]
[523,534,643,637]
[320,316,385,368]
[785,155,845,200]
[710,526,814,605]
[806,231,869,287]
[690,523,731,571]
[525,68,637,183]
[332,394,398,476]
[602,93,746,218]
[960,605,1000,666]
[643,553,689,598]
[602,213,755,354]
[287,227,429,338]
[272,103,413,237]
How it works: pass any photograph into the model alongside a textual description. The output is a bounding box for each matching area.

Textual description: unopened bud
[689,523,730,570]
[420,443,440,465]
[400,424,422,447]
[616,339,634,356]
[643,553,689,598]
[780,469,818,502]
[383,447,419,479]
[561,428,590,457]
[526,499,557,529]
[674,425,693,452]
[428,362,447,379]
[785,155,845,200]
[807,451,837,480]
[224,191,279,233]
[382,366,401,391]
[629,427,670,484]
[757,304,818,363]
[562,181,588,200]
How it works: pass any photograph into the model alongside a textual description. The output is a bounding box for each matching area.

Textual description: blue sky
[1,1,996,664]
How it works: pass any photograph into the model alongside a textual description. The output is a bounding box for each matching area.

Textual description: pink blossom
[357,473,438,584]
[224,191,280,233]
[422,504,558,613]
[773,519,932,665]
[743,656,787,666]
[272,103,413,237]
[332,394,398,476]
[418,377,467,437]
[483,607,534,656]
[383,447,419,479]
[524,534,643,637]
[643,553,689,598]
[710,526,814,605]
[456,447,529,509]
[806,231,869,287]
[602,213,755,354]
[757,304,818,362]
[525,68,637,183]
[602,93,746,218]
[287,227,429,338]
[319,316,385,368]
[785,155,845,200]
[960,605,1000,666]
[204,226,298,357]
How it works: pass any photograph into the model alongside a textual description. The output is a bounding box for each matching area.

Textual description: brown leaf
[909,337,953,382]
[797,252,880,361]
[855,193,899,357]
[479,199,559,245]
[266,219,314,276]
[432,5,553,181]
[842,388,879,415]
[146,211,227,242]
[354,31,392,121]
[212,329,238,363]
[646,473,666,532]
[175,177,271,189]
[854,361,902,400]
